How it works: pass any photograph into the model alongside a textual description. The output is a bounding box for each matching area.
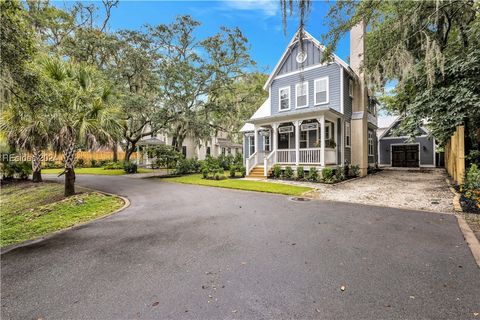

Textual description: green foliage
[76,158,85,168]
[239,165,246,178]
[350,165,360,177]
[321,168,334,182]
[218,154,234,170]
[308,167,319,182]
[0,161,32,180]
[102,161,124,170]
[325,139,336,149]
[334,166,345,182]
[296,166,305,180]
[151,145,182,169]
[175,158,201,175]
[90,159,100,167]
[464,164,480,204]
[284,166,294,179]
[229,166,236,178]
[272,164,282,178]
[123,162,137,174]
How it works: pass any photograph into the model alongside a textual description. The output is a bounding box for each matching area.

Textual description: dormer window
[296,51,307,63]
[279,86,290,111]
[295,82,308,108]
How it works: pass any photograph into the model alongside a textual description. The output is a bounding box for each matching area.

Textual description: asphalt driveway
[1,175,479,319]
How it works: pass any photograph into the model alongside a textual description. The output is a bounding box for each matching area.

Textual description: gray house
[378,116,436,168]
[241,25,378,178]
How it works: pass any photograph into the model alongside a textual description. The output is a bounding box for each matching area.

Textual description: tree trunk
[112,141,118,162]
[32,147,42,183]
[125,142,136,163]
[63,140,76,197]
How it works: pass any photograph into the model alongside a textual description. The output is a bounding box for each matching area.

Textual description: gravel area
[307,169,454,213]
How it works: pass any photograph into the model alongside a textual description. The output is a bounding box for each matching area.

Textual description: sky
[53,0,350,74]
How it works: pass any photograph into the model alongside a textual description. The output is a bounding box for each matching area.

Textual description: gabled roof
[263,29,355,90]
[240,98,271,132]
[378,115,430,140]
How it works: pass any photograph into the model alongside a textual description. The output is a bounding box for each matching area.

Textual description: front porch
[245,112,343,176]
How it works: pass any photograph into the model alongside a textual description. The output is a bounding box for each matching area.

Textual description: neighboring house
[378,116,436,168]
[241,23,378,178]
[137,130,242,166]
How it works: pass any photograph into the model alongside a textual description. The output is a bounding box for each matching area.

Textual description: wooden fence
[40,150,136,164]
[444,125,465,185]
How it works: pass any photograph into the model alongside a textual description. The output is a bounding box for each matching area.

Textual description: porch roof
[247,106,343,126]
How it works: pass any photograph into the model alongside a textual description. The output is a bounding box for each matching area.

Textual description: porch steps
[246,166,270,178]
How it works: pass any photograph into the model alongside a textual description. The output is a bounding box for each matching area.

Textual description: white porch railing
[264,151,274,176]
[246,151,257,175]
[299,148,322,164]
[325,149,336,164]
[277,149,296,164]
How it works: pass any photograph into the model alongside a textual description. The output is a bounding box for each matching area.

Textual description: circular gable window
[296,51,307,63]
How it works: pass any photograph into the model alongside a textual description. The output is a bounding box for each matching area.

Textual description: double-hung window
[248,135,255,156]
[345,122,351,147]
[295,82,308,108]
[314,77,329,105]
[279,87,290,111]
[368,131,374,156]
[263,134,270,152]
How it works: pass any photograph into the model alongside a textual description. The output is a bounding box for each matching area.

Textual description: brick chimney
[350,21,369,177]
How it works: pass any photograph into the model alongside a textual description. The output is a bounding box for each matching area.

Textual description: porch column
[334,120,338,164]
[272,123,279,163]
[318,116,325,166]
[341,118,345,165]
[294,120,300,165]
[254,126,259,165]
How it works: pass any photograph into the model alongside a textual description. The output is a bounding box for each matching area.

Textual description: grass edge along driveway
[0,181,125,247]
[163,174,312,196]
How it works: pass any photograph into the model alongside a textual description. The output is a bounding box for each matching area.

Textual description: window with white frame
[348,78,354,98]
[345,122,351,147]
[248,135,255,156]
[279,87,290,111]
[263,134,270,152]
[314,77,329,105]
[368,131,374,155]
[295,82,308,108]
[325,123,332,140]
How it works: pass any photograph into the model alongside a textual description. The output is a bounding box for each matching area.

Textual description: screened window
[368,131,374,156]
[345,122,351,147]
[314,77,329,105]
[300,131,308,149]
[279,87,290,111]
[296,82,308,108]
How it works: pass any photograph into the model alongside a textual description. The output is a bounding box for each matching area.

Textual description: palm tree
[41,57,122,196]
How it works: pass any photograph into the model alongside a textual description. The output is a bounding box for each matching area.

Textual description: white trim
[345,121,351,148]
[278,86,291,112]
[248,135,255,156]
[314,77,329,106]
[389,143,420,167]
[341,119,345,164]
[263,29,355,90]
[368,130,374,156]
[381,135,428,140]
[340,68,344,114]
[295,81,309,109]
[378,115,401,140]
[263,133,271,152]
[296,51,307,63]
[273,64,327,81]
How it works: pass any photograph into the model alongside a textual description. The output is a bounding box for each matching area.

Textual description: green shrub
[202,168,208,179]
[103,161,124,170]
[308,167,319,181]
[334,166,345,182]
[76,158,85,168]
[123,162,137,174]
[296,166,305,180]
[234,153,243,167]
[322,167,334,182]
[99,160,109,167]
[218,154,234,170]
[1,162,32,180]
[284,166,294,179]
[239,165,246,178]
[90,159,100,167]
[44,161,61,169]
[175,158,191,175]
[465,164,480,191]
[229,166,236,178]
[189,158,202,173]
[350,165,360,177]
[272,164,281,178]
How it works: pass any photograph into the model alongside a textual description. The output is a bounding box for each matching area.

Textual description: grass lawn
[42,167,154,175]
[163,174,312,196]
[0,181,124,247]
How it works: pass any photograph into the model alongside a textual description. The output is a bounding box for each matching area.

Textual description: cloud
[221,0,279,17]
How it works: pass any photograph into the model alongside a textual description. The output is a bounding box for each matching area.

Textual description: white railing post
[254,126,259,165]
[264,156,267,176]
[272,123,279,164]
[294,120,300,165]
[318,116,326,166]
